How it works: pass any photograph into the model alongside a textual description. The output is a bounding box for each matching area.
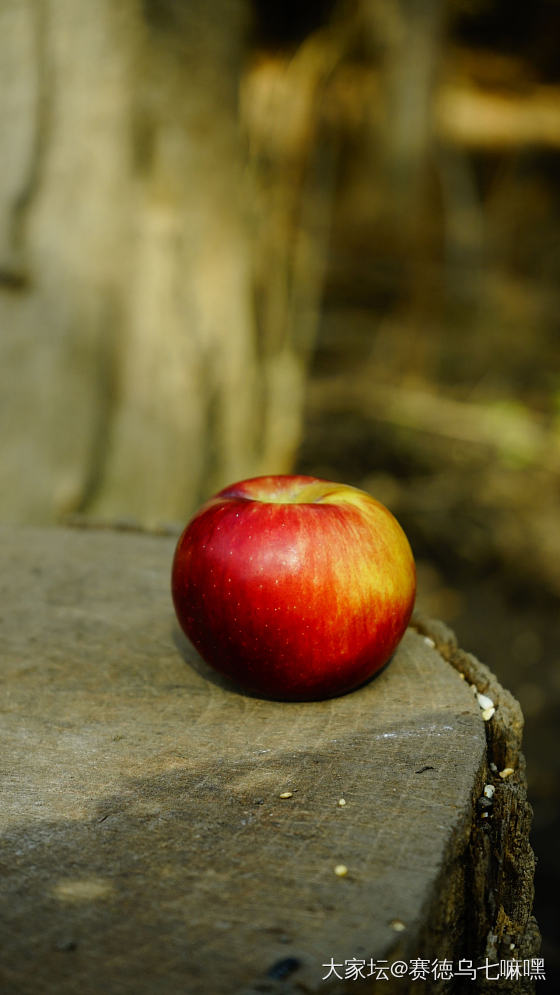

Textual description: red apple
[171,475,416,700]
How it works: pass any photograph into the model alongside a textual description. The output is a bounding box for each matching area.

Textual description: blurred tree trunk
[0,0,313,527]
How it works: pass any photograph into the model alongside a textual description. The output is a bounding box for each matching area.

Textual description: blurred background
[1,0,558,980]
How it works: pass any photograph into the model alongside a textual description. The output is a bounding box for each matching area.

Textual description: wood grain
[0,526,538,993]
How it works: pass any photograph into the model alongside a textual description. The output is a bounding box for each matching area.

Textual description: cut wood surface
[0,526,538,994]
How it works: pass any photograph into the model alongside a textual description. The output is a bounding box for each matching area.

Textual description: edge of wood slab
[408,612,540,995]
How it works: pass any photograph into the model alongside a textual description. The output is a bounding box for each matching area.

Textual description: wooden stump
[0,526,539,993]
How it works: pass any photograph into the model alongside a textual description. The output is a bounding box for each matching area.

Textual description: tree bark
[0,0,313,527]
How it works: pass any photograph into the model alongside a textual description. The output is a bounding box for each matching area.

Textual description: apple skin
[171,475,416,701]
